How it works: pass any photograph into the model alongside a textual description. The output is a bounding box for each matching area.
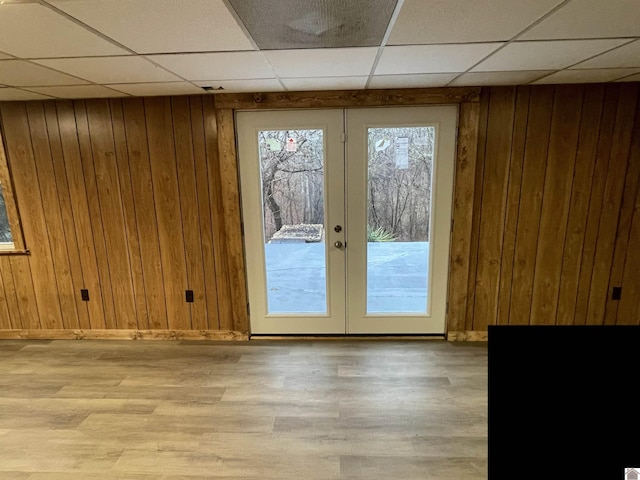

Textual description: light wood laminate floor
[0,339,487,479]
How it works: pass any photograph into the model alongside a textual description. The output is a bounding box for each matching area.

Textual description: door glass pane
[259,129,327,313]
[366,126,435,314]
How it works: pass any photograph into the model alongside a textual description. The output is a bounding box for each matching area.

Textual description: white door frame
[236,105,458,335]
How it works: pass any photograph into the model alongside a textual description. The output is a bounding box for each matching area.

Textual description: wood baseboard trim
[447,331,488,341]
[0,329,249,341]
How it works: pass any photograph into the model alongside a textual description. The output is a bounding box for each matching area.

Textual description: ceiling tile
[106,82,204,97]
[389,0,561,44]
[449,70,555,86]
[33,57,182,84]
[521,0,640,40]
[571,40,640,69]
[532,68,640,85]
[147,52,274,81]
[0,60,89,86]
[194,79,283,93]
[472,39,629,72]
[265,48,377,78]
[228,0,397,49]
[615,72,640,82]
[0,88,53,101]
[0,3,127,58]
[368,73,458,89]
[376,44,502,75]
[49,0,254,54]
[282,76,368,91]
[25,85,129,98]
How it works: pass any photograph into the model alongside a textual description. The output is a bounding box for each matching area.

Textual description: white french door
[236,105,457,334]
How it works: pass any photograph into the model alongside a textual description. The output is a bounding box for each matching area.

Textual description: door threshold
[249,334,446,341]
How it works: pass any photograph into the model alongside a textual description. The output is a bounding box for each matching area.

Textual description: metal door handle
[334,241,343,249]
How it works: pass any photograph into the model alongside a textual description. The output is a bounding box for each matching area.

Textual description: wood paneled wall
[0,96,247,338]
[1,83,639,339]
[449,83,640,335]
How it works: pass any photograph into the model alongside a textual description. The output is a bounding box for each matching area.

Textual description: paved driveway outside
[263,242,430,314]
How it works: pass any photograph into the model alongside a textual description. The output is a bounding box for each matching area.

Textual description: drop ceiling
[0,0,639,101]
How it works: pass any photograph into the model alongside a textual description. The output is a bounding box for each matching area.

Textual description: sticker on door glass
[394,137,409,169]
[265,138,281,151]
[286,137,297,152]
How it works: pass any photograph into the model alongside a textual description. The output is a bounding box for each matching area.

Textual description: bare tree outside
[0,182,13,243]
[367,126,434,242]
[258,127,434,244]
[259,129,324,242]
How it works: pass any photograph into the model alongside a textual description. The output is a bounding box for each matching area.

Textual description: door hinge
[241,222,245,236]
[247,302,250,315]
[451,218,454,233]
[340,132,347,142]
[446,302,449,314]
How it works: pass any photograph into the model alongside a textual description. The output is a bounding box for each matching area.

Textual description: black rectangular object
[185,290,194,303]
[489,325,640,478]
[612,286,622,300]
[80,289,89,301]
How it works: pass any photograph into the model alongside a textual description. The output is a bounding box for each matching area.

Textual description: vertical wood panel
[216,106,249,332]
[74,100,117,329]
[26,102,80,329]
[604,88,640,325]
[508,86,555,325]
[190,96,220,330]
[110,99,148,330]
[0,259,11,329]
[171,96,208,330]
[57,101,107,329]
[8,256,39,329]
[573,86,620,325]
[555,85,605,325]
[1,103,63,329]
[464,92,490,330]
[0,257,20,328]
[145,97,191,330]
[496,87,530,326]
[617,166,640,324]
[447,102,480,333]
[85,100,137,329]
[530,85,584,324]
[604,89,640,324]
[586,84,638,324]
[121,98,168,330]
[473,87,516,330]
[43,102,90,330]
[205,99,233,330]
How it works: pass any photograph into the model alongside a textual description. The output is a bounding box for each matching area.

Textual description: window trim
[0,127,27,255]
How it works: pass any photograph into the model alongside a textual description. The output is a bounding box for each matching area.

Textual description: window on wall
[0,181,13,249]
[0,133,24,254]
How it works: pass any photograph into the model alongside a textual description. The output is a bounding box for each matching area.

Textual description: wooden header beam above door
[214,87,482,110]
